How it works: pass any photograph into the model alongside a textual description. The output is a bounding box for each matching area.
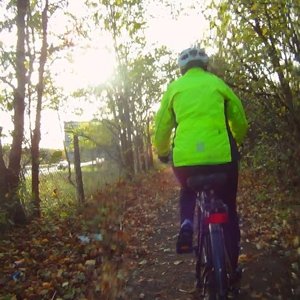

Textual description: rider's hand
[158,156,169,164]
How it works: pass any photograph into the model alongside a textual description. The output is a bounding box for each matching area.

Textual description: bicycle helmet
[178,47,209,74]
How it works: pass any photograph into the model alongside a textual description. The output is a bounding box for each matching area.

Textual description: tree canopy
[0,0,299,223]
[207,0,300,186]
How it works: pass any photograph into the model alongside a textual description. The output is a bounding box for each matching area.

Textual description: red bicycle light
[205,213,228,224]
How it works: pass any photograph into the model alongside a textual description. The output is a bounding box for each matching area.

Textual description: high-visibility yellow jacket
[154,67,248,167]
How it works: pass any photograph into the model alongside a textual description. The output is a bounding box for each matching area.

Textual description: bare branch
[0,76,16,90]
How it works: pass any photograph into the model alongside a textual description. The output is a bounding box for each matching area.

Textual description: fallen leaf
[293,236,300,248]
[42,282,51,288]
[139,259,147,266]
[238,254,249,263]
[178,288,195,294]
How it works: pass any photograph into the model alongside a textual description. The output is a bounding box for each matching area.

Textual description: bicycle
[187,172,238,299]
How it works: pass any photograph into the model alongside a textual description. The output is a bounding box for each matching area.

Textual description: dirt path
[121,168,298,299]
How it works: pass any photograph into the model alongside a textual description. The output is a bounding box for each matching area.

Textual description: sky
[0,1,209,149]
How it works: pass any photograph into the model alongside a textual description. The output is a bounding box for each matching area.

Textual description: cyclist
[154,47,248,275]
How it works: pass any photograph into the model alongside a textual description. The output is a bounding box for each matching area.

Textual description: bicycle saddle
[187,173,227,192]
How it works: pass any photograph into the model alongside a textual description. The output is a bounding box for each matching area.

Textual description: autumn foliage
[1,167,299,299]
[0,169,172,299]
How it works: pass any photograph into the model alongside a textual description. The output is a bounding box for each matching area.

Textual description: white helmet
[178,47,209,71]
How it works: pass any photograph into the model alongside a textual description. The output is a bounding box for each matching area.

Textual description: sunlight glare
[147,15,208,52]
[54,45,115,93]
[145,1,209,52]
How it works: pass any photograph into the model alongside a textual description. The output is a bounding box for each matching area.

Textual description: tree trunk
[73,134,85,205]
[64,143,74,186]
[146,118,154,169]
[0,128,9,211]
[31,0,49,218]
[115,94,134,177]
[122,95,135,175]
[4,0,29,225]
[136,133,145,172]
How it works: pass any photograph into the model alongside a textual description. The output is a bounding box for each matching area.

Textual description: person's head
[178,47,209,75]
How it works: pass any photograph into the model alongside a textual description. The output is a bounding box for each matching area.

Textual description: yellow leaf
[238,254,249,263]
[262,27,268,36]
[251,3,257,10]
[42,282,51,289]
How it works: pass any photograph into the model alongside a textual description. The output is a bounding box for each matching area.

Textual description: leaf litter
[0,167,299,299]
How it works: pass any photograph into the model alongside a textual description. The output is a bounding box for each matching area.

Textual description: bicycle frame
[188,174,231,299]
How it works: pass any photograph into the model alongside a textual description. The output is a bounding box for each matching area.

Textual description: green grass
[22,161,122,219]
[81,162,123,196]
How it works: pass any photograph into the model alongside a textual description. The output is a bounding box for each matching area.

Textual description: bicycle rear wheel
[195,232,211,297]
[209,224,228,299]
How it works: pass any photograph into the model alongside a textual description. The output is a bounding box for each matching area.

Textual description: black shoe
[176,225,193,254]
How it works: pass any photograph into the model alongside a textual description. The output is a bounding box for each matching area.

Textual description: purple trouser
[172,161,240,270]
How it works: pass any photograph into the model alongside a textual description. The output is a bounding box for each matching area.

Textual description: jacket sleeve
[154,87,176,157]
[221,82,248,145]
